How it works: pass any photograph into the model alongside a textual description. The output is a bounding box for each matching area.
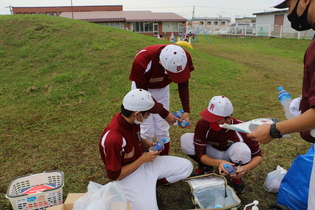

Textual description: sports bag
[184,173,241,210]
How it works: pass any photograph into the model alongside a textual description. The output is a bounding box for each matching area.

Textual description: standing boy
[129,44,195,155]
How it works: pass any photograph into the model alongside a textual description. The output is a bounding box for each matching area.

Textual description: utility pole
[5,6,13,15]
[191,6,195,32]
[71,0,74,19]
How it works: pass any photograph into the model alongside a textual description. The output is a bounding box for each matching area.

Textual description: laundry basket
[6,171,64,210]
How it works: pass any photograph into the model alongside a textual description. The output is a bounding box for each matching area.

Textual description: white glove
[289,96,301,117]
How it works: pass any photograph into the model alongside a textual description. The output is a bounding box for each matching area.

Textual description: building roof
[253,9,288,15]
[192,17,231,21]
[59,10,187,22]
[12,5,123,9]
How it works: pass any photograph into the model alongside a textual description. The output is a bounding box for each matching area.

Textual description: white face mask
[134,113,147,125]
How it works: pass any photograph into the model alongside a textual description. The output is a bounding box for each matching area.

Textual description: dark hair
[121,105,147,117]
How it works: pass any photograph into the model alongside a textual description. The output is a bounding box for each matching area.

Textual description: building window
[31,12,36,15]
[52,12,58,16]
[39,12,44,14]
[214,21,218,25]
[207,21,211,25]
[144,22,153,32]
[221,21,226,25]
[162,22,179,32]
[46,12,51,15]
[199,21,204,25]
[133,22,154,32]
[23,12,29,15]
[98,22,125,30]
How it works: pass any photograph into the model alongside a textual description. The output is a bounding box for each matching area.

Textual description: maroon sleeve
[177,50,194,113]
[129,50,150,85]
[99,130,123,180]
[178,80,190,113]
[134,82,148,91]
[149,101,169,119]
[193,119,209,161]
[300,131,315,143]
[185,50,195,72]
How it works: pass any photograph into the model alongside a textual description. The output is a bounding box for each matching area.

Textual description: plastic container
[173,110,190,127]
[151,138,166,152]
[243,200,259,210]
[6,171,64,210]
[223,164,236,175]
[277,86,294,119]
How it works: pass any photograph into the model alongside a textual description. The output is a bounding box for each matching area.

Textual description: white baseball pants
[180,133,251,164]
[132,82,170,143]
[115,156,193,210]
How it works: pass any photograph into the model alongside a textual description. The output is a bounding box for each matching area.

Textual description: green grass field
[0,14,313,209]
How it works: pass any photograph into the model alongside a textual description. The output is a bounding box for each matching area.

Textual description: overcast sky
[0,0,280,21]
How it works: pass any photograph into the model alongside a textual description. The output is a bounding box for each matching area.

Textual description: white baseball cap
[269,0,287,8]
[229,142,251,164]
[200,96,233,122]
[159,44,189,83]
[123,89,155,111]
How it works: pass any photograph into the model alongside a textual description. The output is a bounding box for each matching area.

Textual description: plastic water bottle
[223,164,236,175]
[173,110,190,127]
[151,139,166,152]
[277,86,294,119]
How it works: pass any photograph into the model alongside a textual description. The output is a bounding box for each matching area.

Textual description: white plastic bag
[263,165,287,193]
[73,181,128,210]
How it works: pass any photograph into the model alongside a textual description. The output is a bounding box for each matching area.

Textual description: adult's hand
[247,124,275,144]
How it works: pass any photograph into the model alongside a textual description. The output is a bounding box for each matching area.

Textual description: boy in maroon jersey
[100,89,193,210]
[129,44,195,155]
[180,96,262,194]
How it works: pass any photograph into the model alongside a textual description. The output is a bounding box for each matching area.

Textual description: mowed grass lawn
[0,14,313,209]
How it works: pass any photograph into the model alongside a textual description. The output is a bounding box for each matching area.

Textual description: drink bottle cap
[278,86,284,91]
[162,139,167,142]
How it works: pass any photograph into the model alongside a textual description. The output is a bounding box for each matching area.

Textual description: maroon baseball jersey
[193,118,262,161]
[129,44,194,88]
[129,44,195,113]
[300,39,315,142]
[99,113,144,180]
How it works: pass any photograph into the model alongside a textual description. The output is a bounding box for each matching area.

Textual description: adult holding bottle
[248,0,315,209]
[129,44,195,155]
